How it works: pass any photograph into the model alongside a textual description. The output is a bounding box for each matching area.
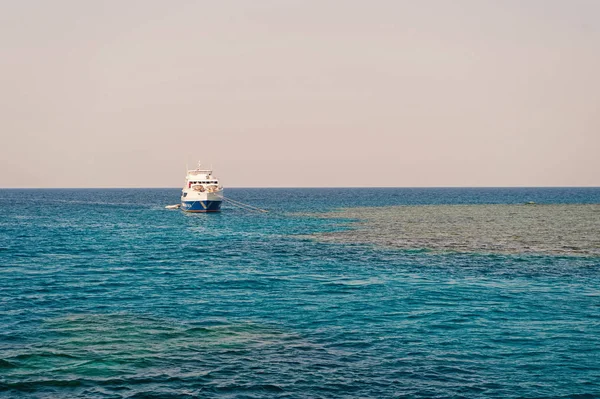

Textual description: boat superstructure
[180,162,223,212]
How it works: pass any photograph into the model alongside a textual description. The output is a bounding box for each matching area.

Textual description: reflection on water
[312,204,600,256]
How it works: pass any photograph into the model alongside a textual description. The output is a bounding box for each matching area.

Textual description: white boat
[180,162,223,212]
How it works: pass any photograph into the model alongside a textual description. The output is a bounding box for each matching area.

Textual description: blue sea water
[1,187,599,398]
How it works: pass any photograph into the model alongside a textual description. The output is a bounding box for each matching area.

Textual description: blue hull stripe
[181,200,222,212]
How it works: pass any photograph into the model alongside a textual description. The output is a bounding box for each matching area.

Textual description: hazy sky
[1,0,599,187]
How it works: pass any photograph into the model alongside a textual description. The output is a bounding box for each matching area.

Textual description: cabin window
[183,192,188,197]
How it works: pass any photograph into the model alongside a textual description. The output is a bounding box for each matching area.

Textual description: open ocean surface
[1,187,599,399]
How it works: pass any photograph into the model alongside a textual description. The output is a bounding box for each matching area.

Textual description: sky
[1,0,599,188]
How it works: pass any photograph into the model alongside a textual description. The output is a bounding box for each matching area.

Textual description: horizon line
[2,186,600,190]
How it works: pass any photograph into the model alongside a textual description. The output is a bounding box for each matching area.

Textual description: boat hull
[181,200,222,212]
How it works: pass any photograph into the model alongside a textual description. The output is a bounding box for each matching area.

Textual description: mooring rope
[166,194,269,214]
[215,194,269,213]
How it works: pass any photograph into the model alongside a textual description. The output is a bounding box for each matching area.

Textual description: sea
[1,187,599,399]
